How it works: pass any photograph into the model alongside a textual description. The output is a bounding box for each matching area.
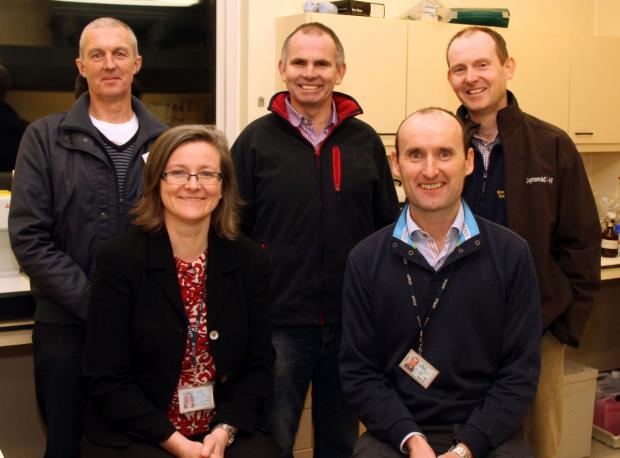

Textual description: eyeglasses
[161,170,223,185]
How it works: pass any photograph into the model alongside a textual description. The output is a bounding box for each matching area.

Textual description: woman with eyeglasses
[82,125,280,458]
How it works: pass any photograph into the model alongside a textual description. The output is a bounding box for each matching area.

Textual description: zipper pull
[481,171,488,202]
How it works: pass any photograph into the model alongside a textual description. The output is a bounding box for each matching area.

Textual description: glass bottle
[602,212,619,258]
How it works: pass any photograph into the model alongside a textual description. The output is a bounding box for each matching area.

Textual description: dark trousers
[81,431,281,458]
[267,325,358,458]
[33,322,89,458]
[353,428,535,458]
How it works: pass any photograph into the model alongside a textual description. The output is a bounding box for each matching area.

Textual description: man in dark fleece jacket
[341,108,540,458]
[446,26,600,458]
[232,22,399,458]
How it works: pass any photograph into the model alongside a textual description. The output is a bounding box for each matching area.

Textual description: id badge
[399,349,439,389]
[178,383,215,414]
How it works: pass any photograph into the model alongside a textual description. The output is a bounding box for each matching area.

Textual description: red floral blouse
[166,251,217,436]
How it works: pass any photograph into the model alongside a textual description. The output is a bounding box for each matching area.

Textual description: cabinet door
[407,22,570,132]
[406,22,462,115]
[276,14,408,134]
[501,28,570,131]
[569,35,620,150]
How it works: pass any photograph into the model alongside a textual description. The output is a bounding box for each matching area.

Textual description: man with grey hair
[0,63,28,171]
[9,17,165,458]
[232,21,399,458]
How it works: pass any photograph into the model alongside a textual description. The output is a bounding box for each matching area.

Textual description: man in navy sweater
[340,108,540,458]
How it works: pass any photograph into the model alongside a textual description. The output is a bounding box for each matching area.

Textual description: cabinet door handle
[574,132,594,135]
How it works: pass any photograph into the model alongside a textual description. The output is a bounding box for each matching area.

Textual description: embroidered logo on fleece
[525,176,554,185]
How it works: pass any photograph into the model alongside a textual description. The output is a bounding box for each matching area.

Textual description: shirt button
[408,250,414,256]
[100,211,107,218]
[458,248,464,254]
[209,330,219,341]
[392,242,397,248]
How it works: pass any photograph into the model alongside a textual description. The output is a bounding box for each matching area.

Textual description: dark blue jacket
[340,203,541,457]
[9,93,166,323]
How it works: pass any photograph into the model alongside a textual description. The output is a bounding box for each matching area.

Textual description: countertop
[0,273,30,297]
[601,256,620,281]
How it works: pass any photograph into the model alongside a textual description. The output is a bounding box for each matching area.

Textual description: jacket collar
[390,200,481,270]
[58,93,166,157]
[268,91,363,127]
[456,90,524,143]
[392,200,479,249]
[145,227,239,325]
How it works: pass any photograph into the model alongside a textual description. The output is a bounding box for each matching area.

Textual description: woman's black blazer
[83,226,274,447]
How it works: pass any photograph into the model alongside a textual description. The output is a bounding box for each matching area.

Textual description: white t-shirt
[90,114,139,145]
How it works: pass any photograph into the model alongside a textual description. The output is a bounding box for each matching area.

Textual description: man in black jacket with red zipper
[232,21,399,458]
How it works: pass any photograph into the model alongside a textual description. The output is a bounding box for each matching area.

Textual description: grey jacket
[9,93,166,324]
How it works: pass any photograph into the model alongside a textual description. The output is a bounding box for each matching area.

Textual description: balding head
[395,107,468,157]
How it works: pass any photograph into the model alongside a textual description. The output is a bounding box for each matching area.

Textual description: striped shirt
[90,114,140,199]
[285,97,338,148]
[98,132,137,199]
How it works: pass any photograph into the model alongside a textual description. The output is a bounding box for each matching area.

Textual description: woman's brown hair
[132,124,241,239]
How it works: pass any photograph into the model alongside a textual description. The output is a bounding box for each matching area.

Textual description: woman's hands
[161,428,231,458]
[161,432,204,458]
[200,427,230,458]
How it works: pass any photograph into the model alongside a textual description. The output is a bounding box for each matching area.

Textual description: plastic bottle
[596,370,620,399]
[408,0,452,22]
[303,0,317,12]
[317,2,338,14]
[594,395,620,435]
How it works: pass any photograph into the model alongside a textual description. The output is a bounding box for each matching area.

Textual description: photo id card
[399,349,439,389]
[178,383,215,414]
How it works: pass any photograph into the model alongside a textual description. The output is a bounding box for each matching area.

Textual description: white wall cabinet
[499,28,571,131]
[405,22,462,115]
[277,14,620,155]
[276,14,408,134]
[568,35,620,152]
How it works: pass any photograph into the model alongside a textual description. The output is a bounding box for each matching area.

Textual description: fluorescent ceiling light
[53,0,200,6]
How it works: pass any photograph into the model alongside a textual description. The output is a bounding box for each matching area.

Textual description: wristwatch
[214,423,236,447]
[449,444,472,458]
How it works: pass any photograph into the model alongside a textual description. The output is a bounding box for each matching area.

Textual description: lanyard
[187,260,208,370]
[403,258,452,356]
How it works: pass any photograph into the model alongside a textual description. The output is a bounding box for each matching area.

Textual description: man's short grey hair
[79,17,139,59]
[280,22,345,67]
